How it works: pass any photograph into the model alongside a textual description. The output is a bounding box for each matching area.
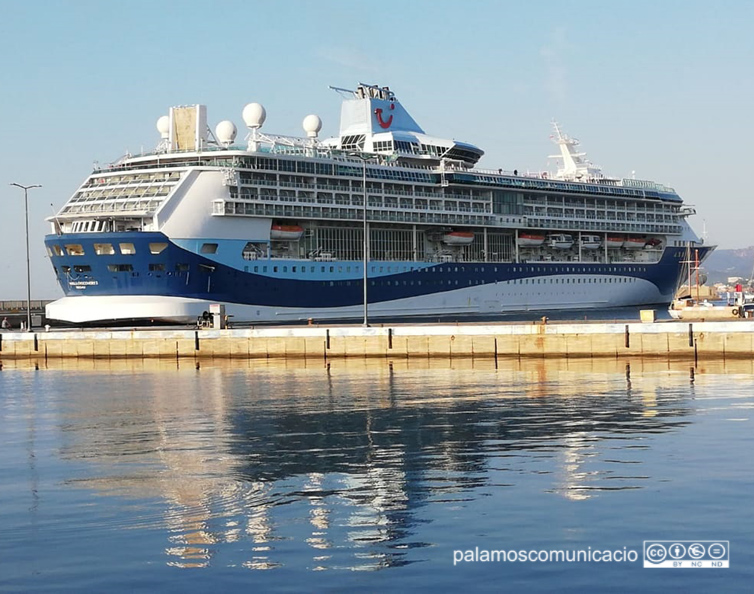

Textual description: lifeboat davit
[580,234,602,249]
[270,224,304,240]
[547,233,574,249]
[442,231,474,245]
[517,233,545,247]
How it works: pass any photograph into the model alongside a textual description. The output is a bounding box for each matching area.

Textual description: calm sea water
[1,356,752,593]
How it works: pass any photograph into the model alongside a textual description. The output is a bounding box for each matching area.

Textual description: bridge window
[94,243,115,255]
[65,244,85,256]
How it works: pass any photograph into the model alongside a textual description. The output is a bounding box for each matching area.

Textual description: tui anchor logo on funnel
[374,103,395,129]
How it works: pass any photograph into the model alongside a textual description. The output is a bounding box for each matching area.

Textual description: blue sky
[1,0,752,299]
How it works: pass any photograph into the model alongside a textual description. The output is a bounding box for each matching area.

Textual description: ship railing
[0,300,53,312]
[105,148,680,198]
[213,199,494,226]
[241,179,278,187]
[247,181,488,207]
[469,167,518,177]
[620,178,676,193]
[231,189,493,215]
[277,181,316,189]
[452,166,671,200]
[523,217,682,234]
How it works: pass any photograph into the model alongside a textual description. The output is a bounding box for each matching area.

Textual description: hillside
[702,246,754,283]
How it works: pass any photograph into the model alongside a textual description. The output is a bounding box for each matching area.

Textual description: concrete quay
[1,320,753,361]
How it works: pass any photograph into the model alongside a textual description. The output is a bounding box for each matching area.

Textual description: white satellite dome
[302,114,322,138]
[215,120,237,145]
[242,103,266,129]
[156,115,170,138]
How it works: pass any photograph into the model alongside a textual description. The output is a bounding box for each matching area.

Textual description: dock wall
[1,321,753,361]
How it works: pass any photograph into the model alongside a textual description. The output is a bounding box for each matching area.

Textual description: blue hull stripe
[45,232,707,309]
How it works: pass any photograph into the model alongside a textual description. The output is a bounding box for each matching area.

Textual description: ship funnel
[166,105,208,152]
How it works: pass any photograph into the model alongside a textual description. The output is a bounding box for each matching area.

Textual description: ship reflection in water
[4,356,753,577]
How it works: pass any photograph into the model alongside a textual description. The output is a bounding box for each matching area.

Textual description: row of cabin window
[57,261,641,286]
[258,264,649,275]
[510,265,648,273]
[315,277,637,287]
[55,254,649,279]
[58,263,184,274]
[58,262,641,286]
[509,277,637,284]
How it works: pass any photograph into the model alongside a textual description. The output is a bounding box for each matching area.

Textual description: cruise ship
[44,83,710,324]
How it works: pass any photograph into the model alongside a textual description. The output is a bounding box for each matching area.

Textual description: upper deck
[51,84,689,239]
[53,147,684,239]
[85,145,681,203]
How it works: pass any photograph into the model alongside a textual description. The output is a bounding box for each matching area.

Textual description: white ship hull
[48,273,670,324]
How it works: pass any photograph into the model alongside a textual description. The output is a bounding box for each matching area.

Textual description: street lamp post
[349,153,378,326]
[10,183,42,332]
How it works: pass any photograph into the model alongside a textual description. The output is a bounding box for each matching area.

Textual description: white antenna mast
[548,121,608,182]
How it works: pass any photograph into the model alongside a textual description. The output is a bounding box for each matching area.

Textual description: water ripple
[1,358,753,589]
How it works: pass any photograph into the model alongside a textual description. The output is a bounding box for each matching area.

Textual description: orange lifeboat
[623,237,646,249]
[442,231,475,245]
[270,224,304,240]
[516,233,546,247]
